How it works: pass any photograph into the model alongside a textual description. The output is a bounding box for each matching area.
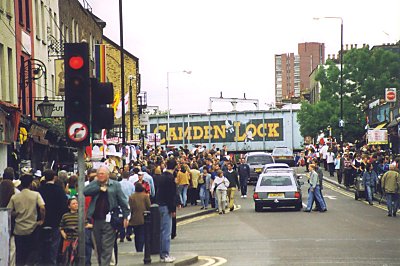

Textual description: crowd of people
[299,142,400,217]
[0,144,250,265]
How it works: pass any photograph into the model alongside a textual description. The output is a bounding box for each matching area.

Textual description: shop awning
[374,122,387,130]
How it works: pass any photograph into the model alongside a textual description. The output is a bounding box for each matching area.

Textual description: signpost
[148,133,161,147]
[367,129,388,145]
[385,88,397,103]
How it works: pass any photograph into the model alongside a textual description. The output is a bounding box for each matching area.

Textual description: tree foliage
[298,46,400,143]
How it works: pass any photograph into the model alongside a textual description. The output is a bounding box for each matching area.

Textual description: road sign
[67,122,89,143]
[148,133,161,146]
[385,88,396,102]
[35,100,64,117]
[339,119,345,128]
[140,114,149,125]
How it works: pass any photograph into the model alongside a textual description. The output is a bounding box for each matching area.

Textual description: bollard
[143,211,151,264]
[150,204,160,255]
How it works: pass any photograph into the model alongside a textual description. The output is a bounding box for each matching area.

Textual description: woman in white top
[326,148,335,177]
[211,170,230,214]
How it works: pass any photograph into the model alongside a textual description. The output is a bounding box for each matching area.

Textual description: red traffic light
[69,56,84,70]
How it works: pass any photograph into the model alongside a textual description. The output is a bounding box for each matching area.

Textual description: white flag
[115,92,130,119]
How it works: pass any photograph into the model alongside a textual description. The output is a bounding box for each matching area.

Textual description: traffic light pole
[77,147,86,263]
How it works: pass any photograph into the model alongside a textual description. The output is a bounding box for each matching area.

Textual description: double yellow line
[323,182,391,212]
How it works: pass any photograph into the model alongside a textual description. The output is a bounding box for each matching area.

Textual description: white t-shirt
[326,152,335,164]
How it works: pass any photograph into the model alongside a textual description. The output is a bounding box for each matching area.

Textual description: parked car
[272,147,295,166]
[262,163,290,173]
[253,170,303,212]
[244,152,275,183]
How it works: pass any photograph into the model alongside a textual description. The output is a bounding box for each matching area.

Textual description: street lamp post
[166,70,191,147]
[314,16,344,146]
[128,75,135,141]
[119,0,126,145]
[20,58,54,118]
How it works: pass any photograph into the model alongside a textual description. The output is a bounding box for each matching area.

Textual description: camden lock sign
[150,118,284,145]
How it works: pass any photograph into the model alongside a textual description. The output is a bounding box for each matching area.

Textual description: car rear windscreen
[247,155,273,165]
[272,148,292,156]
[260,176,293,186]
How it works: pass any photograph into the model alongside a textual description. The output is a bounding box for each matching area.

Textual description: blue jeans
[178,185,188,206]
[306,185,326,211]
[240,177,248,196]
[133,225,145,252]
[40,226,61,265]
[159,206,172,259]
[365,185,374,203]
[199,184,209,208]
[386,193,399,215]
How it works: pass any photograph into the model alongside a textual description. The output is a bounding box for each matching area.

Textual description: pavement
[112,203,216,265]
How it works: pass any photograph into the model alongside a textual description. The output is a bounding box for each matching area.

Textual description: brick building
[58,0,105,78]
[102,36,140,142]
[275,42,325,104]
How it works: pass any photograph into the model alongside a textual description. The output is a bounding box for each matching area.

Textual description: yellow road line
[198,256,228,266]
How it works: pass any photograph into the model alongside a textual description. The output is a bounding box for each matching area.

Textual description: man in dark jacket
[224,162,240,212]
[38,169,68,265]
[156,159,177,263]
[238,158,250,198]
[313,159,327,211]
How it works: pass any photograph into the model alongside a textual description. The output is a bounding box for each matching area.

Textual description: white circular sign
[68,122,89,142]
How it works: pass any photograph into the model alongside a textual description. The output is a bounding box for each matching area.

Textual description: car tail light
[253,192,259,199]
[294,192,301,199]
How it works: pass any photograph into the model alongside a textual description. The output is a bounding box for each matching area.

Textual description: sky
[89,0,400,114]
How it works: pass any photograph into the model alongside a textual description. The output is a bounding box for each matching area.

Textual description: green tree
[297,46,400,143]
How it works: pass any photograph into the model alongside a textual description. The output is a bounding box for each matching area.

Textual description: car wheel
[295,202,302,211]
[355,191,359,200]
[255,204,263,212]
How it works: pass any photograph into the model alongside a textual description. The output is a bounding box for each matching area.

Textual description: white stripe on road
[198,256,228,266]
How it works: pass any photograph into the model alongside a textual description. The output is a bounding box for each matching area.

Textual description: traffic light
[91,78,114,133]
[64,43,90,147]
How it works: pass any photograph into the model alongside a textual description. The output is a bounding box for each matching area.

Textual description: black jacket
[156,171,177,213]
[238,164,250,179]
[224,170,240,189]
[38,183,68,228]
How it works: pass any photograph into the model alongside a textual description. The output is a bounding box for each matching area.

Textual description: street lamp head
[183,70,192,75]
[313,17,321,20]
[128,75,135,80]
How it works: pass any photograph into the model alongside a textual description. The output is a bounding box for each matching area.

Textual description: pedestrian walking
[128,182,151,252]
[304,164,327,212]
[189,163,200,206]
[83,166,130,266]
[380,165,400,217]
[38,169,69,265]
[334,154,343,184]
[327,148,335,177]
[362,163,378,205]
[343,153,353,188]
[224,163,240,211]
[198,168,211,209]
[119,171,135,242]
[238,158,250,198]
[155,158,177,263]
[7,174,46,266]
[211,170,230,214]
[176,164,190,207]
